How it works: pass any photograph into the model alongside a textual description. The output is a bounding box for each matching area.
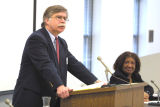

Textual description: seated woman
[110,51,154,102]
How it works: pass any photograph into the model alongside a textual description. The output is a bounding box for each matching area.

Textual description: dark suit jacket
[13,27,97,100]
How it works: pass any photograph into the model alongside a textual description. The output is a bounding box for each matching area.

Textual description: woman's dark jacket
[110,70,154,100]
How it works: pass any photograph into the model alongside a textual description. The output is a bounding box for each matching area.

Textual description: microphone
[97,56,112,87]
[97,56,129,85]
[148,80,160,106]
[5,99,14,107]
[97,56,111,82]
[97,56,113,75]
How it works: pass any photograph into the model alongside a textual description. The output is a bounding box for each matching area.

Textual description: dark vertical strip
[83,0,93,71]
[133,0,140,54]
[137,0,140,54]
[33,0,37,32]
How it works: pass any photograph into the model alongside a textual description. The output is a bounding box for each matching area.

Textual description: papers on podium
[73,82,104,91]
[72,82,143,92]
[153,93,158,97]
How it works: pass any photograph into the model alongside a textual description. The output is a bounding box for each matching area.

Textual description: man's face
[45,12,67,36]
[122,57,136,75]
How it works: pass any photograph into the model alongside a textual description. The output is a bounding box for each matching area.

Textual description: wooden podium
[60,83,147,107]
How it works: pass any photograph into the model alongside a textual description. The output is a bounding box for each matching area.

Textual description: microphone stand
[158,91,160,104]
[105,69,109,82]
[101,69,112,87]
[97,56,129,87]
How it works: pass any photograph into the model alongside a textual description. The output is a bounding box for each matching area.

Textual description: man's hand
[94,80,101,83]
[57,85,73,99]
[94,80,107,85]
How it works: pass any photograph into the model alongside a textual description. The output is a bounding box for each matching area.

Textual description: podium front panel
[60,83,146,107]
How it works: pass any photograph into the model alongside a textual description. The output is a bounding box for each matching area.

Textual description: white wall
[0,0,33,91]
[140,53,160,93]
[92,0,134,82]
[138,0,160,93]
[139,0,160,57]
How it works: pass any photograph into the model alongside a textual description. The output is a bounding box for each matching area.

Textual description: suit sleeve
[59,37,98,85]
[67,51,97,85]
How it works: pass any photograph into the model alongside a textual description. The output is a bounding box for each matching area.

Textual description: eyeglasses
[54,16,69,21]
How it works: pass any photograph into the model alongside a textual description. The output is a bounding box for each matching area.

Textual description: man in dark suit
[12,5,101,107]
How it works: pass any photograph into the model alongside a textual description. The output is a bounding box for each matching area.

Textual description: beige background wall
[140,53,160,92]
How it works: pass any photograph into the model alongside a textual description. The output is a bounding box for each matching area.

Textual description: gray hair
[41,5,68,27]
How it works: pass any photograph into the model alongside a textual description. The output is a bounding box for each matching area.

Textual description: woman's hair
[41,5,68,27]
[113,51,141,74]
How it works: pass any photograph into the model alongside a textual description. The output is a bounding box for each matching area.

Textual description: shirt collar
[46,28,58,43]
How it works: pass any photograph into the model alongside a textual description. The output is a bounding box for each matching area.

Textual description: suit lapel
[41,28,59,66]
[48,42,59,66]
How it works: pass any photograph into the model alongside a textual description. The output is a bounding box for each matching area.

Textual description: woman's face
[122,57,136,75]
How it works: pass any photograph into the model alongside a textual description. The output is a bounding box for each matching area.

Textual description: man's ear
[45,18,50,25]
